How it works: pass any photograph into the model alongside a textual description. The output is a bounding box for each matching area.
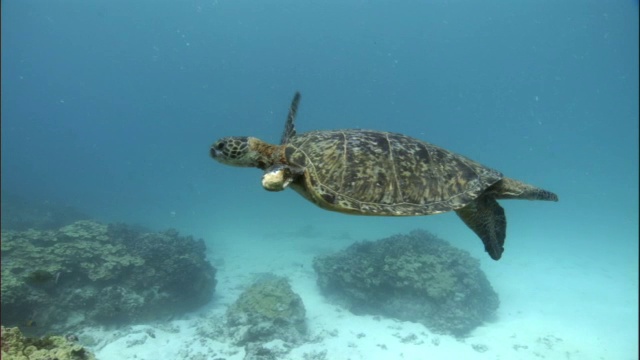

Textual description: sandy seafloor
[81,222,638,360]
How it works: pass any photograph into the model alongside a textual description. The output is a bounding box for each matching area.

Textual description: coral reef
[0,326,95,360]
[1,220,217,336]
[313,230,499,337]
[224,274,307,359]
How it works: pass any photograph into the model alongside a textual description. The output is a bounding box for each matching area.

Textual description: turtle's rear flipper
[455,195,506,261]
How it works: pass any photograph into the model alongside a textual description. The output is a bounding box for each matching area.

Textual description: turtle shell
[284,130,503,215]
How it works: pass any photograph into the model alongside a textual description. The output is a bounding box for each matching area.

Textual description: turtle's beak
[210,146,220,159]
[210,141,224,160]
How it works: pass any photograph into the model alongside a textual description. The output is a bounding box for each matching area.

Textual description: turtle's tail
[489,177,559,202]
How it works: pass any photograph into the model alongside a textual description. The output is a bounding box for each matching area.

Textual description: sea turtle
[210,92,558,260]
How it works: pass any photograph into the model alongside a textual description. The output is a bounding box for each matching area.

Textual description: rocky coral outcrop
[313,230,499,336]
[0,326,95,360]
[224,274,307,359]
[1,220,217,336]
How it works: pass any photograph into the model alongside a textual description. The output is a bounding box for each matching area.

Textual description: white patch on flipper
[262,168,291,192]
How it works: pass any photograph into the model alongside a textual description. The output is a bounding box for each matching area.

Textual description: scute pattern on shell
[285,130,503,215]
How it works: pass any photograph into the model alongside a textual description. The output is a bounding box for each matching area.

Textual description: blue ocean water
[2,0,638,358]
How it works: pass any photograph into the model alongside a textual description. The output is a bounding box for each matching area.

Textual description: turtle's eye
[211,140,224,151]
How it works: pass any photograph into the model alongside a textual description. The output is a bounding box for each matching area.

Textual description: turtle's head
[210,136,272,168]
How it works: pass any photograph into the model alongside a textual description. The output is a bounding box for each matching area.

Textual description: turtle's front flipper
[455,195,506,261]
[280,92,301,145]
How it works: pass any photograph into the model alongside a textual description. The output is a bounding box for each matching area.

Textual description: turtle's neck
[247,137,283,170]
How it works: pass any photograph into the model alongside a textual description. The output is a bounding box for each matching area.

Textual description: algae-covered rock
[0,326,95,360]
[225,275,306,348]
[1,220,217,336]
[313,230,499,336]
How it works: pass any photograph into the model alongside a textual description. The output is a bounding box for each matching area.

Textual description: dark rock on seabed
[313,229,499,337]
[1,220,217,336]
